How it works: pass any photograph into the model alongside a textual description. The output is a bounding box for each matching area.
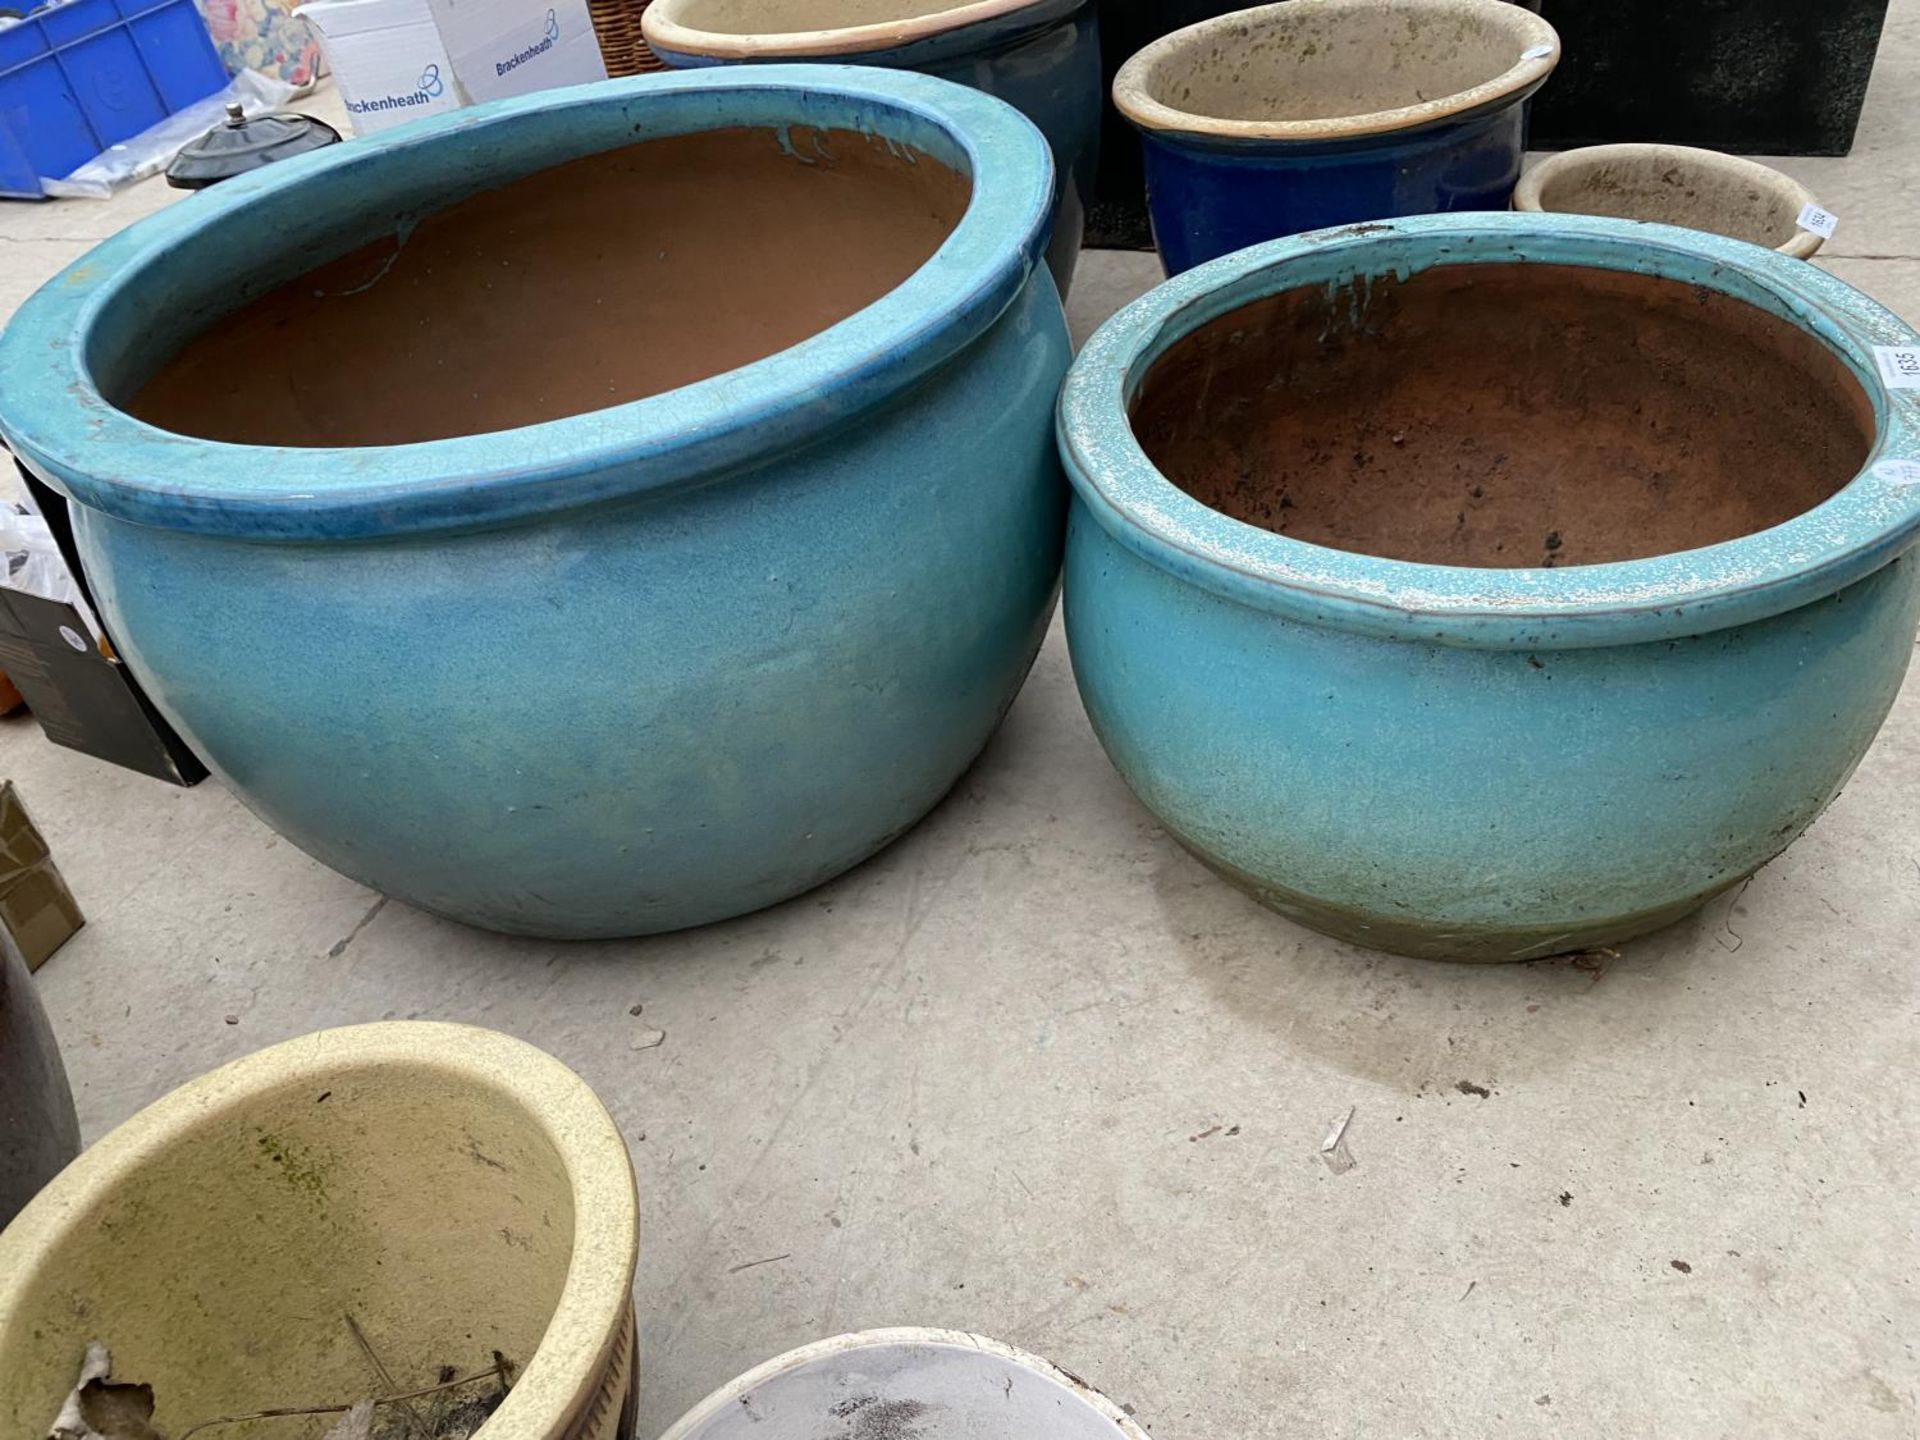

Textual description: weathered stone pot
[0,934,79,1231]
[658,1329,1151,1439]
[642,0,1100,295]
[0,68,1069,939]
[1112,0,1560,273]
[1058,212,1920,962]
[1515,144,1826,259]
[0,1023,640,1439]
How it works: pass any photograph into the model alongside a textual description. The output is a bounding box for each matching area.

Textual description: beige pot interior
[1515,144,1821,257]
[1132,262,1874,569]
[653,0,985,31]
[642,0,1040,54]
[0,1025,636,1440]
[1114,0,1557,139]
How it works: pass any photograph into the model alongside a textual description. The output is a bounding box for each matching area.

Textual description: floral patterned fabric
[196,0,326,86]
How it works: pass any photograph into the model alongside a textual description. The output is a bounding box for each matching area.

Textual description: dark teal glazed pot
[0,934,79,1229]
[1059,212,1920,961]
[0,68,1070,940]
[643,0,1100,294]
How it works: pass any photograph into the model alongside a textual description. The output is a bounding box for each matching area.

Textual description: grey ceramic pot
[0,933,79,1229]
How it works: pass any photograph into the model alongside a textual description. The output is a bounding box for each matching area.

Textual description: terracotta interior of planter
[1148,2,1535,123]
[1131,262,1875,568]
[1530,158,1799,250]
[0,1062,578,1440]
[658,0,980,33]
[126,127,970,447]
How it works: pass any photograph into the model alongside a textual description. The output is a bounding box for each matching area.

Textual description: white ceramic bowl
[658,1329,1149,1439]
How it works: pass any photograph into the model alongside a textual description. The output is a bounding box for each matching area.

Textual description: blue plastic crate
[0,0,228,199]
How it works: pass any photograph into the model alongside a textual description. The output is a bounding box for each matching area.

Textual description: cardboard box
[427,0,606,106]
[298,0,604,137]
[295,0,466,136]
[0,783,83,972]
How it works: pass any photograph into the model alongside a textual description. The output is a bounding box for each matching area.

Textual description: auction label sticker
[1874,460,1920,488]
[1876,346,1920,390]
[1796,203,1839,239]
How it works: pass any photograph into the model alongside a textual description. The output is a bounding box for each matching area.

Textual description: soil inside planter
[128,127,970,447]
[1144,3,1530,124]
[1130,263,1875,567]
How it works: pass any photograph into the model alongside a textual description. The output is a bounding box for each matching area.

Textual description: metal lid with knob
[165,102,342,190]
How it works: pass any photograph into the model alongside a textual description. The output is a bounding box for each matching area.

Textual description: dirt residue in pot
[1150,3,1531,125]
[128,127,970,447]
[827,1394,930,1439]
[1130,262,1874,567]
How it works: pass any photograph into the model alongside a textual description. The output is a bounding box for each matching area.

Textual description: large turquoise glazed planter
[1059,212,1920,962]
[642,0,1100,296]
[0,67,1070,939]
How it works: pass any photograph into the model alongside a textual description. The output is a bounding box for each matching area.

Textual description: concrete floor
[5,16,1920,1436]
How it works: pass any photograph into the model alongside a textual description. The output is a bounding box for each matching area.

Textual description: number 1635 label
[1876,346,1920,390]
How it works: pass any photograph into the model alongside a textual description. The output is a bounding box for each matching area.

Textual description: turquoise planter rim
[1057,211,1920,650]
[0,65,1055,542]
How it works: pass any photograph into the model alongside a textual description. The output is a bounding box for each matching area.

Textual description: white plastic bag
[0,509,102,641]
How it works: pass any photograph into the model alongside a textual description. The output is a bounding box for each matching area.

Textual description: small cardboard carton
[0,783,83,973]
[295,0,466,136]
[428,0,606,105]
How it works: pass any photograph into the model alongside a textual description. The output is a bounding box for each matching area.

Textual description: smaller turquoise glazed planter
[1059,212,1920,962]
[0,67,1069,940]
[1113,0,1560,275]
[643,0,1099,295]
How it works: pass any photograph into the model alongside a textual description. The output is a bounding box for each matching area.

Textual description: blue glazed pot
[1058,212,1920,962]
[0,67,1070,939]
[643,0,1099,295]
[1112,0,1560,274]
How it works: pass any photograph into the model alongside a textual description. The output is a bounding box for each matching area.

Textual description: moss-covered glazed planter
[1059,212,1920,962]
[643,0,1100,294]
[659,1329,1151,1440]
[0,68,1069,939]
[1113,0,1559,274]
[0,1023,639,1440]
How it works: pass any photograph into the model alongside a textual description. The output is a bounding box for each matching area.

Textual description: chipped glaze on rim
[656,1329,1152,1440]
[1111,0,1560,146]
[643,0,1071,60]
[0,66,1054,542]
[1057,211,1920,651]
[1514,143,1825,260]
[0,1022,639,1440]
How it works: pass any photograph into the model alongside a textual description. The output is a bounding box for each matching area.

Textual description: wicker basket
[589,0,664,75]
